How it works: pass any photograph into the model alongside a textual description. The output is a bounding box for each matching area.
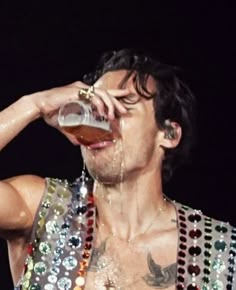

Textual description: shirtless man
[0,49,235,290]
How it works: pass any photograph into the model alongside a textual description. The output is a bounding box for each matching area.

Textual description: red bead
[84,243,92,250]
[177,284,184,290]
[86,210,94,218]
[187,284,200,290]
[189,229,202,239]
[88,196,95,203]
[82,251,90,259]
[87,219,94,226]
[188,264,201,276]
[87,227,94,234]
[27,243,33,255]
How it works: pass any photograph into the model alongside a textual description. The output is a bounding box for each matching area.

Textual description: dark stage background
[0,2,235,289]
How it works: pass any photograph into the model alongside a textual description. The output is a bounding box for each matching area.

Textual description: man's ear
[157,119,182,149]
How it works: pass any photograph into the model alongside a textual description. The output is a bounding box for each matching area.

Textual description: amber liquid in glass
[62,124,114,146]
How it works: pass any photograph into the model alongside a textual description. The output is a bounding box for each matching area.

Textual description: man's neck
[93,169,169,242]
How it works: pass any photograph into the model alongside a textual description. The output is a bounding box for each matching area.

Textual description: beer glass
[58,101,114,146]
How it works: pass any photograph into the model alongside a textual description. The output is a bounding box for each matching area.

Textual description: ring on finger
[78,85,95,102]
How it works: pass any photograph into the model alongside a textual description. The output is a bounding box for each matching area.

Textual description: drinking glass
[58,101,114,146]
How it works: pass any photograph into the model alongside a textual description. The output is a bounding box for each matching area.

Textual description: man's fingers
[89,92,115,120]
[107,88,130,97]
[72,85,130,120]
[92,89,118,120]
[73,81,90,89]
[89,95,106,117]
[112,97,127,114]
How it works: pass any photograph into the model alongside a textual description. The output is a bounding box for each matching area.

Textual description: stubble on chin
[81,149,125,185]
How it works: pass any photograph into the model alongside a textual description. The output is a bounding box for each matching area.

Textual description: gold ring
[78,86,95,102]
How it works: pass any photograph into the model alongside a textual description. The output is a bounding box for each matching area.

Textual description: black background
[0,2,235,289]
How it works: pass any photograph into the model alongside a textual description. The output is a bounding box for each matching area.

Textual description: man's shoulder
[5,174,45,199]
[5,174,45,188]
[174,199,235,230]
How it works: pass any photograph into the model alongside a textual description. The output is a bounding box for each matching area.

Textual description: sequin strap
[175,202,236,290]
[19,177,96,290]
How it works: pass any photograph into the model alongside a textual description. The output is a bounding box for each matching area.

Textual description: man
[0,49,235,290]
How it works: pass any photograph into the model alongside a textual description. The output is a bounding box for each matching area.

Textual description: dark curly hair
[83,49,196,182]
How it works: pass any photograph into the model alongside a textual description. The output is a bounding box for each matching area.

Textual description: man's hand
[30,81,129,145]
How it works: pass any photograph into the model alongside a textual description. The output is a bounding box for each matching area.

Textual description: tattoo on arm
[88,240,107,272]
[143,253,177,288]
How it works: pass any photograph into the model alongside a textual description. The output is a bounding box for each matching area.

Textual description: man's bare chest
[84,234,178,290]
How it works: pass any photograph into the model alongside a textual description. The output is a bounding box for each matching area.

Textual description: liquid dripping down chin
[118,118,125,215]
[92,118,125,214]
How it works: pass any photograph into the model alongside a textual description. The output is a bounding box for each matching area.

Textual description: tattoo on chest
[88,240,177,288]
[143,253,177,288]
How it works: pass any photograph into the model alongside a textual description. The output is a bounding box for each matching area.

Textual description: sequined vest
[17,178,236,290]
[18,177,96,290]
[174,203,236,290]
